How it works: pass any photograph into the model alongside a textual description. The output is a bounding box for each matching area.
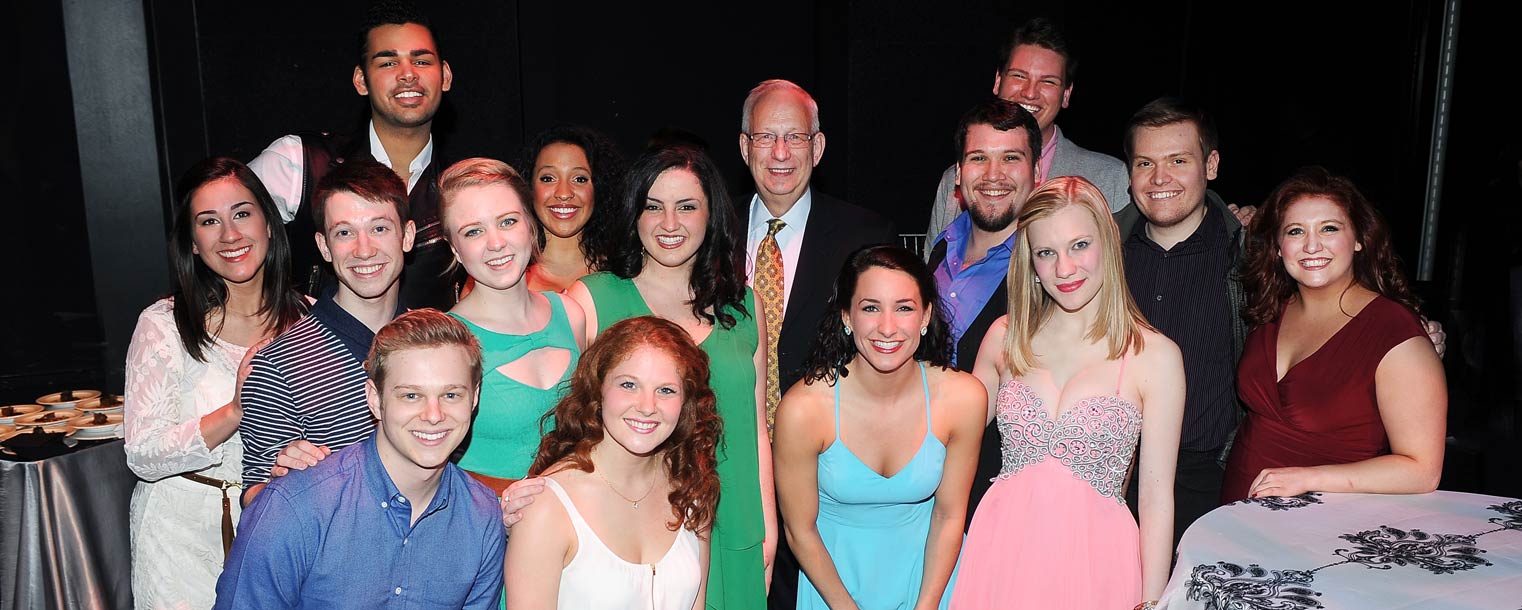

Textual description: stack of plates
[68,412,124,440]
[0,404,43,425]
[77,394,125,414]
[37,390,100,411]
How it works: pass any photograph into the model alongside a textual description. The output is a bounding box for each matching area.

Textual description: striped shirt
[239,296,395,487]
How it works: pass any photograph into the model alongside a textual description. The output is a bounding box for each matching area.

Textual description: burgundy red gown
[1222,295,1425,502]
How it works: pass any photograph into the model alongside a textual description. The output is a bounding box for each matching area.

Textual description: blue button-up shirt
[933,213,1016,366]
[214,435,506,610]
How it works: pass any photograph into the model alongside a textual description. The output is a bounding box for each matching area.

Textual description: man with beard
[926,97,1038,525]
[249,1,456,310]
[923,18,1130,255]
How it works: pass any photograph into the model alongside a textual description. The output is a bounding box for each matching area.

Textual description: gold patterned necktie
[757,218,786,439]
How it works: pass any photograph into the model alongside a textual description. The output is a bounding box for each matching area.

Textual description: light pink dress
[951,362,1142,609]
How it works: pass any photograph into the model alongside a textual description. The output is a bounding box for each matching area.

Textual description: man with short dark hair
[1117,97,1445,541]
[1115,98,1241,541]
[923,17,1130,254]
[239,160,413,505]
[249,1,455,309]
[926,97,1039,526]
[215,309,505,610]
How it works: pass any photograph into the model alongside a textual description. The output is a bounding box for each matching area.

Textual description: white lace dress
[123,298,246,610]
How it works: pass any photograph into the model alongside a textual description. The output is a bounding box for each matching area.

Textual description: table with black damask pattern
[1161,490,1522,609]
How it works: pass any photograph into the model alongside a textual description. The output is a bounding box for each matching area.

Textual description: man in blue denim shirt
[214,310,506,609]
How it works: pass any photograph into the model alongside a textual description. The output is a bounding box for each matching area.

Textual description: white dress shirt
[744,189,813,314]
[247,121,434,223]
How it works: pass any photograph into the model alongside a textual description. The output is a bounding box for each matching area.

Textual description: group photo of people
[12,1,1522,609]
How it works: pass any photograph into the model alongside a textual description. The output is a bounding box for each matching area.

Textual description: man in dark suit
[740,79,894,610]
[925,98,1039,528]
[737,79,896,428]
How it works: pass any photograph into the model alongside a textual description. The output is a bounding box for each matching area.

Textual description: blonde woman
[952,176,1184,610]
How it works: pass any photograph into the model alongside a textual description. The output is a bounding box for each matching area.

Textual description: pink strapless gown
[951,379,1142,609]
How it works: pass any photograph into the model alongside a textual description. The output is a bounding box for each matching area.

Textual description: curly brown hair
[527,316,723,533]
[1243,166,1422,326]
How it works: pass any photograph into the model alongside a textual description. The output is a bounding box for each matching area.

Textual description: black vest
[927,236,1008,531]
[287,132,457,310]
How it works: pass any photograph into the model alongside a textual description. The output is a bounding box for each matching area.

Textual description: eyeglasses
[746,132,817,149]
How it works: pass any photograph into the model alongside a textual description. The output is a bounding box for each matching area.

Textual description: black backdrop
[144,1,1453,242]
[8,0,1522,494]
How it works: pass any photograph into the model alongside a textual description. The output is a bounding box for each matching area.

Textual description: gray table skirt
[0,440,136,610]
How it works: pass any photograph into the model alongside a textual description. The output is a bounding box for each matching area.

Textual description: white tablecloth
[1161,490,1522,609]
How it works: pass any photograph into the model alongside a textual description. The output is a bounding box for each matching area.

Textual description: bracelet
[1133,602,1158,610]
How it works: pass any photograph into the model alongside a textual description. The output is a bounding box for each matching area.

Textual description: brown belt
[180,472,241,558]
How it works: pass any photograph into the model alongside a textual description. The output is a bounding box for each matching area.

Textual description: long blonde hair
[1003,176,1152,375]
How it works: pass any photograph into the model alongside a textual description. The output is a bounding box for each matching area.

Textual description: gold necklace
[594,469,657,509]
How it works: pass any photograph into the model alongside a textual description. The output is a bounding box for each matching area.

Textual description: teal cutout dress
[449,292,581,480]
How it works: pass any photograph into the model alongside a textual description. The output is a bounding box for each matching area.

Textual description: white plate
[15,409,82,427]
[0,404,44,425]
[67,424,123,440]
[37,390,101,411]
[76,396,125,414]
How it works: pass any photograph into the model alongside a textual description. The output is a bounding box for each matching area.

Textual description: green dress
[448,292,581,480]
[580,272,765,609]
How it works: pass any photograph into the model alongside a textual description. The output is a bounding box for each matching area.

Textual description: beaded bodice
[994,379,1142,503]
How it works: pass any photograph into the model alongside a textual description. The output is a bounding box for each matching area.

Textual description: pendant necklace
[595,469,656,509]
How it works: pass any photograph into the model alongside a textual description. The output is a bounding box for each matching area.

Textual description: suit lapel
[784,195,829,326]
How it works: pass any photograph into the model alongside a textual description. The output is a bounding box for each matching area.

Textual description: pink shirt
[1036,125,1062,185]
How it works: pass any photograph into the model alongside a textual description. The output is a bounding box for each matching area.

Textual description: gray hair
[740,79,820,133]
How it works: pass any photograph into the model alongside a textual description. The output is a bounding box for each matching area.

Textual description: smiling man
[923,18,1130,255]
[741,80,896,610]
[215,309,505,610]
[926,97,1039,529]
[249,1,456,310]
[239,161,414,505]
[736,79,895,429]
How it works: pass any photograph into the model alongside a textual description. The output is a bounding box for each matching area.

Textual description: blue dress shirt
[214,435,506,610]
[932,213,1016,366]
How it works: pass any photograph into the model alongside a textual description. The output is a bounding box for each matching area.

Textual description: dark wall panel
[516,1,818,194]
[187,2,524,172]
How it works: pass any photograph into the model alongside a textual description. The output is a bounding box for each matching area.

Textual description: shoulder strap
[832,378,843,441]
[919,361,932,427]
[1115,351,1128,396]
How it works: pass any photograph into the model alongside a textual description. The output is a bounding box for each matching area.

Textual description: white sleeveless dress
[546,478,703,609]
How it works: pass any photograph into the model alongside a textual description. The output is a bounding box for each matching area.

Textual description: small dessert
[39,413,59,423]
[1,406,13,417]
[60,389,75,401]
[101,394,122,407]
[91,412,108,425]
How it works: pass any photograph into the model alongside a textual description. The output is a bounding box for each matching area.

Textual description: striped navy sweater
[239,296,394,487]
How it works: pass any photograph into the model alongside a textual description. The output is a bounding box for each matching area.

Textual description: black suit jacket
[927,235,1007,530]
[741,191,897,394]
[751,190,893,610]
